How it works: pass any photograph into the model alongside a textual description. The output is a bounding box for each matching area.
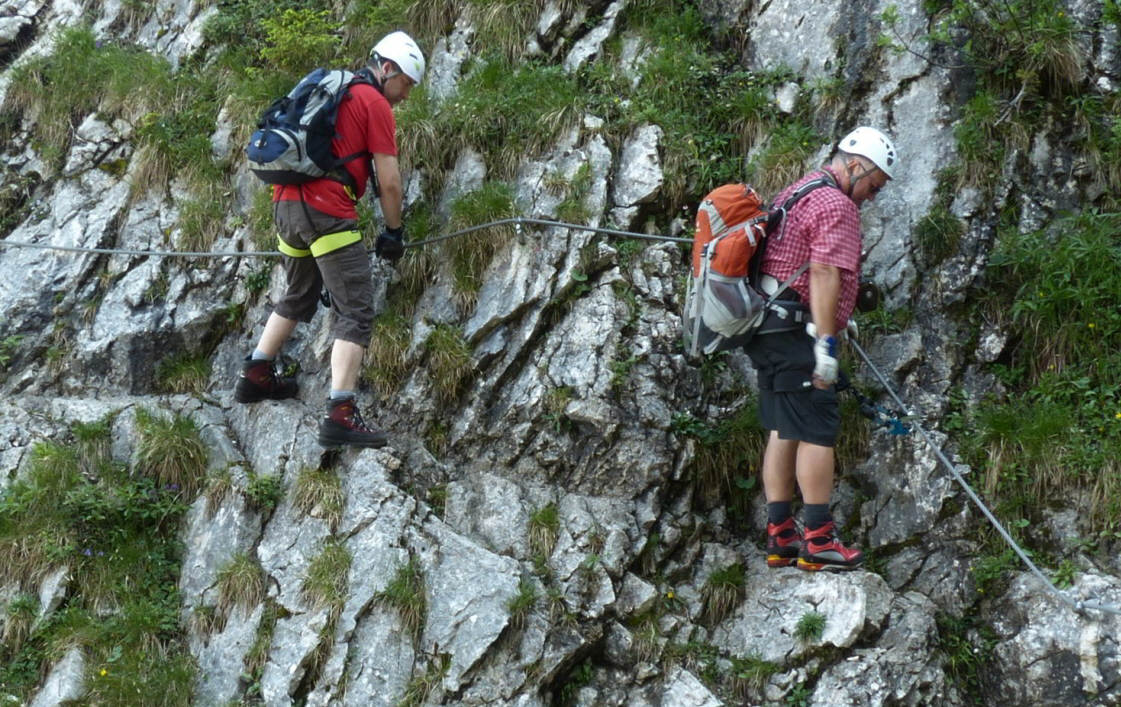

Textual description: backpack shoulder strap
[752,171,842,299]
[766,171,840,231]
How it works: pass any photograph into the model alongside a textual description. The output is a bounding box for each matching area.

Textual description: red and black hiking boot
[318,397,388,449]
[766,517,803,568]
[235,357,298,403]
[797,521,864,572]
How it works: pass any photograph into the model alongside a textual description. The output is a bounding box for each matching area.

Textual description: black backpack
[245,68,374,188]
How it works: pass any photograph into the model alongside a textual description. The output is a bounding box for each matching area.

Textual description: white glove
[844,318,858,341]
[806,322,839,386]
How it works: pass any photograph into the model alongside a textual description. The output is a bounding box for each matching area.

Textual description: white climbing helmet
[838,127,898,179]
[371,31,426,85]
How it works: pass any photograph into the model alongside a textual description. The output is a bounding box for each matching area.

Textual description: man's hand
[807,322,839,388]
[375,225,405,262]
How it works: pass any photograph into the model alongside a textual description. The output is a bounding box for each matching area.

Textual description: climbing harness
[850,338,1121,617]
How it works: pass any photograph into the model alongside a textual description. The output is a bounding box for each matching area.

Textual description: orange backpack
[684,176,836,356]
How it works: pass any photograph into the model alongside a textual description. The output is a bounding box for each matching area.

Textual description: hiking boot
[766,517,802,568]
[318,397,388,449]
[797,521,863,572]
[235,356,298,403]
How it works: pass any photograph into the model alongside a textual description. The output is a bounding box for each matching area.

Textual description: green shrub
[729,652,778,702]
[0,334,22,369]
[244,471,284,514]
[259,9,341,76]
[437,59,583,178]
[0,427,195,704]
[976,211,1121,527]
[915,204,965,264]
[7,26,172,160]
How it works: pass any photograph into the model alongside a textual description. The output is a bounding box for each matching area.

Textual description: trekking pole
[849,338,1121,617]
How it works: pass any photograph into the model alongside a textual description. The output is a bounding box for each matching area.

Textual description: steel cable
[5,218,1115,615]
[850,338,1121,617]
[0,216,690,259]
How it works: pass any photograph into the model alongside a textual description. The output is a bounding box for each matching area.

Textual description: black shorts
[743,328,840,447]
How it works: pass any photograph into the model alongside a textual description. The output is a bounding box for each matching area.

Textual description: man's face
[848,159,890,207]
[382,71,415,106]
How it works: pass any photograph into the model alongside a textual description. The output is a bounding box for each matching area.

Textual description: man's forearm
[809,262,841,336]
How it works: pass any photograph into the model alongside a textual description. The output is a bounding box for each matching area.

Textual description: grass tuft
[424,324,473,404]
[364,313,413,400]
[445,182,519,310]
[376,556,426,641]
[700,563,745,626]
[134,408,209,498]
[528,503,561,558]
[302,538,351,619]
[794,610,826,643]
[215,552,265,618]
[398,651,451,707]
[507,577,538,632]
[293,467,344,529]
[156,351,212,395]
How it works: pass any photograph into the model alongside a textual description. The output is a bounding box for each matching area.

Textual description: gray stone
[809,593,949,707]
[984,570,1121,707]
[614,573,658,617]
[437,149,487,221]
[35,566,69,623]
[414,515,522,692]
[428,21,474,102]
[564,0,628,73]
[190,603,264,706]
[711,555,893,663]
[29,648,85,707]
[444,472,529,557]
[658,666,722,707]
[614,124,664,207]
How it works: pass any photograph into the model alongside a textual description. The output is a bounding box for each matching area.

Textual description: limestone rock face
[1,0,1119,706]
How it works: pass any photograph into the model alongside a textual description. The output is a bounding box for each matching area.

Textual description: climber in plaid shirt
[746,127,899,572]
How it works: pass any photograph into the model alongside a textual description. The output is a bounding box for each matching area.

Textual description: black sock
[767,501,793,525]
[803,504,832,530]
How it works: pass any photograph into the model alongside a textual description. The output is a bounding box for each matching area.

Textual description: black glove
[375,225,405,262]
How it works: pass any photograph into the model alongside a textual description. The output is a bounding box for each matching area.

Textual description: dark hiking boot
[235,356,298,403]
[318,397,388,449]
[797,521,863,572]
[766,517,802,568]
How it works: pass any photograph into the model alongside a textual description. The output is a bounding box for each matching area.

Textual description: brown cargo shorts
[272,199,375,346]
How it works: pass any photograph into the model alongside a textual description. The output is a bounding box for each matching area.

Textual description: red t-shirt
[274,82,397,219]
[763,167,863,332]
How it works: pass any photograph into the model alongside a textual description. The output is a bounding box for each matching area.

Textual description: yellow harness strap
[277,238,311,258]
[277,230,362,259]
[310,230,362,257]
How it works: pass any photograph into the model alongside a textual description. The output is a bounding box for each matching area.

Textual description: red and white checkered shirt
[762,167,863,332]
